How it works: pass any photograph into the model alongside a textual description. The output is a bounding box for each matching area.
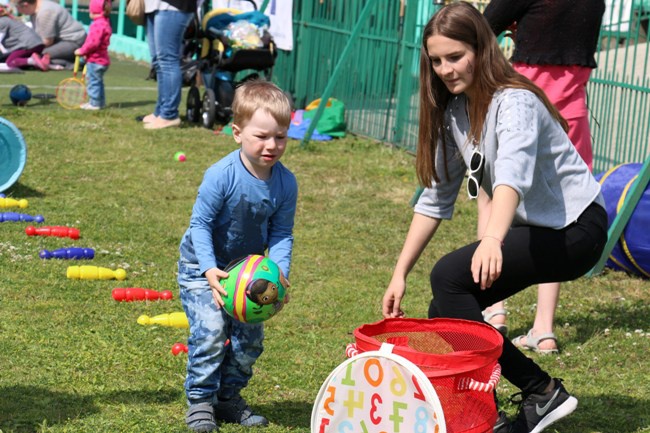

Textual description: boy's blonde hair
[232,80,292,129]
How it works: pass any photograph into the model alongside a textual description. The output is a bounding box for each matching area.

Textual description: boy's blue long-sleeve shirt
[179,149,298,278]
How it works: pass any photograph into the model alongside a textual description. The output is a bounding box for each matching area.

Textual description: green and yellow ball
[220,255,287,323]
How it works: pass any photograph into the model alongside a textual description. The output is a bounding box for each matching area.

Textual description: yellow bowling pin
[0,197,28,209]
[67,265,127,281]
[137,312,189,329]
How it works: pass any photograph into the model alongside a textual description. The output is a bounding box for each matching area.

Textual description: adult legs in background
[146,9,192,125]
[5,46,46,70]
[566,115,593,171]
[84,63,108,108]
[43,40,83,68]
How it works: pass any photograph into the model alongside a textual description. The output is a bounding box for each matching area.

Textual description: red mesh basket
[350,318,503,433]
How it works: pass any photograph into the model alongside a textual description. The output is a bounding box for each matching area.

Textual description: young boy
[178,80,296,432]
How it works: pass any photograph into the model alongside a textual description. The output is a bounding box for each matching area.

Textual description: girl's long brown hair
[416,1,567,188]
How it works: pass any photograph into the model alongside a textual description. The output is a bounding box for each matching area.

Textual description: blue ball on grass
[10,85,32,106]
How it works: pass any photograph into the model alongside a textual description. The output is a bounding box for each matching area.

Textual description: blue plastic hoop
[0,117,27,193]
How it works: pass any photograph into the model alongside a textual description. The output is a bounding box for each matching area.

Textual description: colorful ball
[220,254,287,323]
[174,151,186,162]
[10,85,32,106]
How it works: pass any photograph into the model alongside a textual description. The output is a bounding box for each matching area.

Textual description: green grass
[0,57,649,433]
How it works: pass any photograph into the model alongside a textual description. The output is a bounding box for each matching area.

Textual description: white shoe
[80,102,100,111]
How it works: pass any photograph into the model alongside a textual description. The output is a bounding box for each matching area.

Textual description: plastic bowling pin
[0,212,44,223]
[67,265,126,281]
[137,312,189,329]
[171,342,188,356]
[26,225,80,239]
[111,288,173,302]
[0,197,28,209]
[39,247,94,260]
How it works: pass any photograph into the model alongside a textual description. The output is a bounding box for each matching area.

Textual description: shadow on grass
[557,393,650,433]
[0,385,99,432]
[107,100,157,110]
[509,298,649,346]
[0,386,181,433]
[3,183,45,200]
[570,298,649,344]
[99,387,182,405]
[257,399,313,430]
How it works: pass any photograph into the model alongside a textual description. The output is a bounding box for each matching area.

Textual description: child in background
[0,3,49,70]
[74,0,111,110]
[178,80,296,432]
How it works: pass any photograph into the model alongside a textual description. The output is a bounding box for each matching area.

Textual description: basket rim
[353,317,503,378]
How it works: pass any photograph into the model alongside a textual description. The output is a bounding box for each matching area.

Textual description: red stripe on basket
[457,363,501,392]
[345,343,359,358]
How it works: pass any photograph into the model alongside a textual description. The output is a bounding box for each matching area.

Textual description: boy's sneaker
[186,402,218,432]
[510,378,577,433]
[80,102,100,110]
[214,395,268,427]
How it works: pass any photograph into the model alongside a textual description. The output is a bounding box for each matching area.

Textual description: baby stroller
[185,0,277,129]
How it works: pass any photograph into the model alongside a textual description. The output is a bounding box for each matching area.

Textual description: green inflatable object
[220,255,287,323]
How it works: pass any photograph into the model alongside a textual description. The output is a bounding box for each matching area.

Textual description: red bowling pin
[112,288,173,302]
[26,225,80,239]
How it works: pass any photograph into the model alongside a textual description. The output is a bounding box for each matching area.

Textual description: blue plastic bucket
[0,117,27,193]
[595,163,650,278]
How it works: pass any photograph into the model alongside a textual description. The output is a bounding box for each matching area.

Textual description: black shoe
[185,402,219,432]
[214,395,268,427]
[493,410,511,433]
[510,378,577,433]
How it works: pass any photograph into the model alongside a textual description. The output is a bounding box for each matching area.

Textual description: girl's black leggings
[427,202,608,394]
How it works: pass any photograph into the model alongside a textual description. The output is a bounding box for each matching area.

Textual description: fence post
[117,0,126,36]
[300,0,380,147]
[588,155,650,276]
[391,0,417,144]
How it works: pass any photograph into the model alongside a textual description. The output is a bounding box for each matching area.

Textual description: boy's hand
[205,267,229,308]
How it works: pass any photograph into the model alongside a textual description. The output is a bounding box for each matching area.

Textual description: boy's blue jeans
[86,62,108,108]
[178,256,264,405]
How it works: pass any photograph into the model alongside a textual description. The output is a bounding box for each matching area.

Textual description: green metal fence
[60,0,650,171]
[271,0,650,174]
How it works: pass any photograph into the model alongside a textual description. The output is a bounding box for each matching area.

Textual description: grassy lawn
[0,56,648,433]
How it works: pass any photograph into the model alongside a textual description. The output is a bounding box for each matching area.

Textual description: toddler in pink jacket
[75,0,112,110]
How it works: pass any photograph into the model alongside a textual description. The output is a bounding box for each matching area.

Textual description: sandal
[483,308,508,336]
[512,329,559,354]
[186,402,218,432]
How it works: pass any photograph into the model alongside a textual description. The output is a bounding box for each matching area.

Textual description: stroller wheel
[186,86,201,124]
[201,88,217,129]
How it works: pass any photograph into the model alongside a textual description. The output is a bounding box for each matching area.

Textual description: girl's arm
[382,212,441,318]
[471,184,518,289]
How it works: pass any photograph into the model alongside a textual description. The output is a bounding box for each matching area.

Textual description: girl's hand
[382,278,407,318]
[471,236,503,290]
[205,267,229,307]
